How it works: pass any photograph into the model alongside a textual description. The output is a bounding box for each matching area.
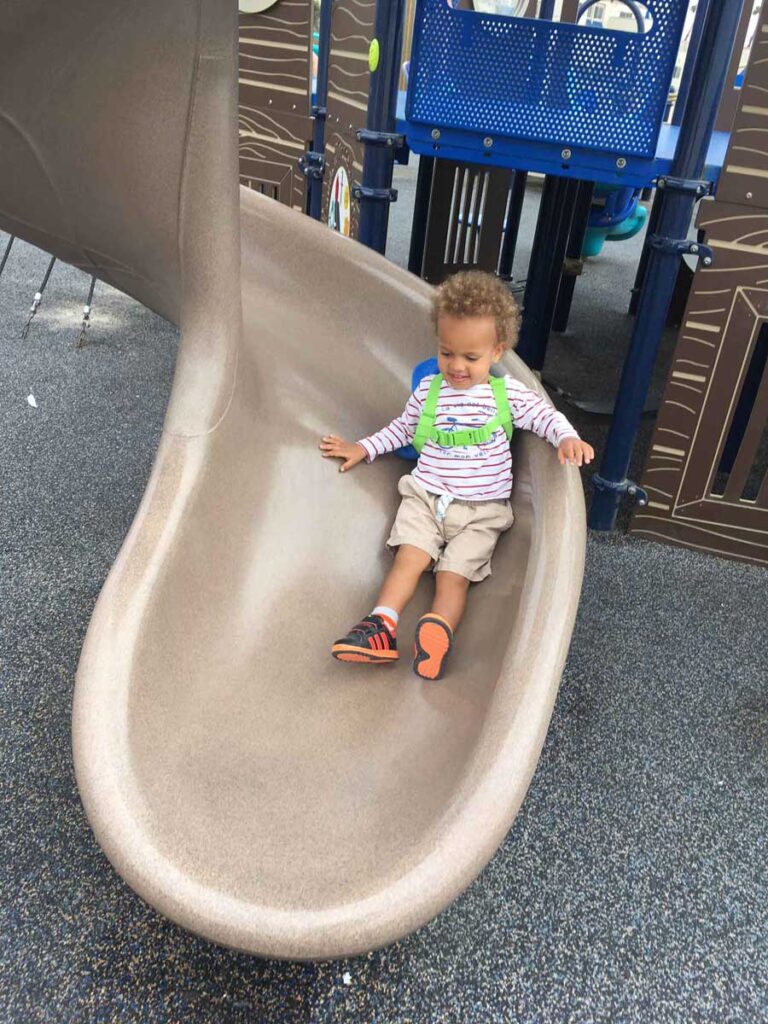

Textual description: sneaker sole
[413,616,453,681]
[332,644,399,664]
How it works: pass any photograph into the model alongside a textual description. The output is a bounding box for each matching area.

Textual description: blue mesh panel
[407,0,688,158]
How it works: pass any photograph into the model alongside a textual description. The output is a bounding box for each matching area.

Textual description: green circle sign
[369,38,380,73]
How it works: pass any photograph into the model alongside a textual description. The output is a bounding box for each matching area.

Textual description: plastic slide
[0,0,585,958]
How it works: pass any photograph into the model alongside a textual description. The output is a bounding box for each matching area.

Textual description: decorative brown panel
[630,0,768,566]
[716,8,768,210]
[421,160,512,284]
[321,0,376,238]
[238,2,314,210]
[714,0,756,134]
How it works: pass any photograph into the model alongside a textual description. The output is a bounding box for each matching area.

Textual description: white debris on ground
[26,394,37,408]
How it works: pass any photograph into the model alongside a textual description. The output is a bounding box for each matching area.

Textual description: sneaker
[413,614,454,681]
[332,613,399,664]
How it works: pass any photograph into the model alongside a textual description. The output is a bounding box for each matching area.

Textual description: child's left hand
[558,437,594,467]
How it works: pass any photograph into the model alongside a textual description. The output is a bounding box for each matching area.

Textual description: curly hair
[431,270,521,349]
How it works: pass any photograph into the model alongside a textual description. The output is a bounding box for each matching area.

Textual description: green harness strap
[412,373,514,454]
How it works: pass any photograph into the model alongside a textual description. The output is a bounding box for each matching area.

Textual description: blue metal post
[671,0,709,126]
[357,0,407,253]
[517,175,578,370]
[589,0,743,532]
[552,178,594,333]
[307,0,333,219]
[497,171,527,280]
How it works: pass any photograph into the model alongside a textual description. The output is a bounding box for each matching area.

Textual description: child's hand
[558,437,594,467]
[319,435,367,472]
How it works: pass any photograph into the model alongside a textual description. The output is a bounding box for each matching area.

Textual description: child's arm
[505,378,594,467]
[319,382,426,472]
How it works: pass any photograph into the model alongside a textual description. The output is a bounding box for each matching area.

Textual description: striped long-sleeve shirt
[357,374,579,501]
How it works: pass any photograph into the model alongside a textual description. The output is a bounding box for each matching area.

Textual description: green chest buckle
[412,373,514,454]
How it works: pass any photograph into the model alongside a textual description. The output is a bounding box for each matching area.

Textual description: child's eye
[467,355,479,362]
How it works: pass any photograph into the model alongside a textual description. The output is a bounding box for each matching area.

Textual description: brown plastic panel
[630,1,768,567]
[421,160,512,284]
[0,0,586,958]
[321,0,376,236]
[238,2,314,208]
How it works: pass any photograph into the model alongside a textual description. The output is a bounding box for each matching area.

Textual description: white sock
[372,606,400,632]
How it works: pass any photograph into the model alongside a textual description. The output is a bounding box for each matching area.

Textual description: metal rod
[589,0,743,532]
[552,179,594,333]
[308,0,332,220]
[628,184,663,315]
[516,176,578,371]
[0,235,15,279]
[75,275,98,350]
[21,254,56,341]
[357,0,407,253]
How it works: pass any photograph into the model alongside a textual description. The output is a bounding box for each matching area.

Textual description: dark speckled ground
[2,170,767,1023]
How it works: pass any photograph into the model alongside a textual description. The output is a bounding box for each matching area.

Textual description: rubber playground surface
[2,163,767,1018]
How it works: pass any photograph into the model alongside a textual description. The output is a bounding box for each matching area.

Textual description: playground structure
[239,0,768,561]
[1,0,766,964]
[629,0,768,565]
[0,0,585,958]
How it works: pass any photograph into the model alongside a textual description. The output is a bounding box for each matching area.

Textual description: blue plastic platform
[396,94,729,189]
[395,0,728,189]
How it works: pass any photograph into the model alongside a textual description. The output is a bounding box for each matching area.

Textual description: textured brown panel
[715,0,759,135]
[630,0,768,566]
[715,4,768,210]
[321,0,375,238]
[238,2,314,209]
[630,204,768,564]
[422,160,512,284]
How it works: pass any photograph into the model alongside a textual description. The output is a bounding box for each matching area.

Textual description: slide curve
[0,0,586,958]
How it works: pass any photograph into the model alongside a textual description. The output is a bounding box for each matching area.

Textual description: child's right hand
[319,435,367,473]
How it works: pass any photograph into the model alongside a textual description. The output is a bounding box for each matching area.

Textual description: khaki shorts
[386,475,515,583]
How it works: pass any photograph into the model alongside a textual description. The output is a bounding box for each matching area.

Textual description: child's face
[436,315,505,389]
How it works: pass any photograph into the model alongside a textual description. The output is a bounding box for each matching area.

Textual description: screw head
[616,157,627,169]
[690,244,699,254]
[703,256,712,266]
[431,128,441,140]
[746,191,753,199]
[483,136,493,148]
[561,147,572,160]
[657,177,665,189]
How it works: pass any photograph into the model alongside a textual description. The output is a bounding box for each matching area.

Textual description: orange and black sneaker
[413,613,454,681]
[331,614,399,664]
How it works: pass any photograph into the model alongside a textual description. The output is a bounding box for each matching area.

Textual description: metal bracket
[562,256,584,277]
[351,185,398,203]
[298,151,325,180]
[312,104,327,119]
[646,234,714,266]
[655,175,712,197]
[356,128,406,149]
[592,474,648,506]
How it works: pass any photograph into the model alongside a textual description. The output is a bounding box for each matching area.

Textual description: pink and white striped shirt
[358,374,579,501]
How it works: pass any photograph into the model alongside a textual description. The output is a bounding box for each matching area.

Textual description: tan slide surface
[0,0,585,958]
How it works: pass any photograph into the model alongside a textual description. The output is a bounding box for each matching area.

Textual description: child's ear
[493,343,506,363]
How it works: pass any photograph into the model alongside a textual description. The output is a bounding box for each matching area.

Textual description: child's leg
[431,570,470,630]
[375,544,433,615]
[332,544,432,664]
[412,570,468,681]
